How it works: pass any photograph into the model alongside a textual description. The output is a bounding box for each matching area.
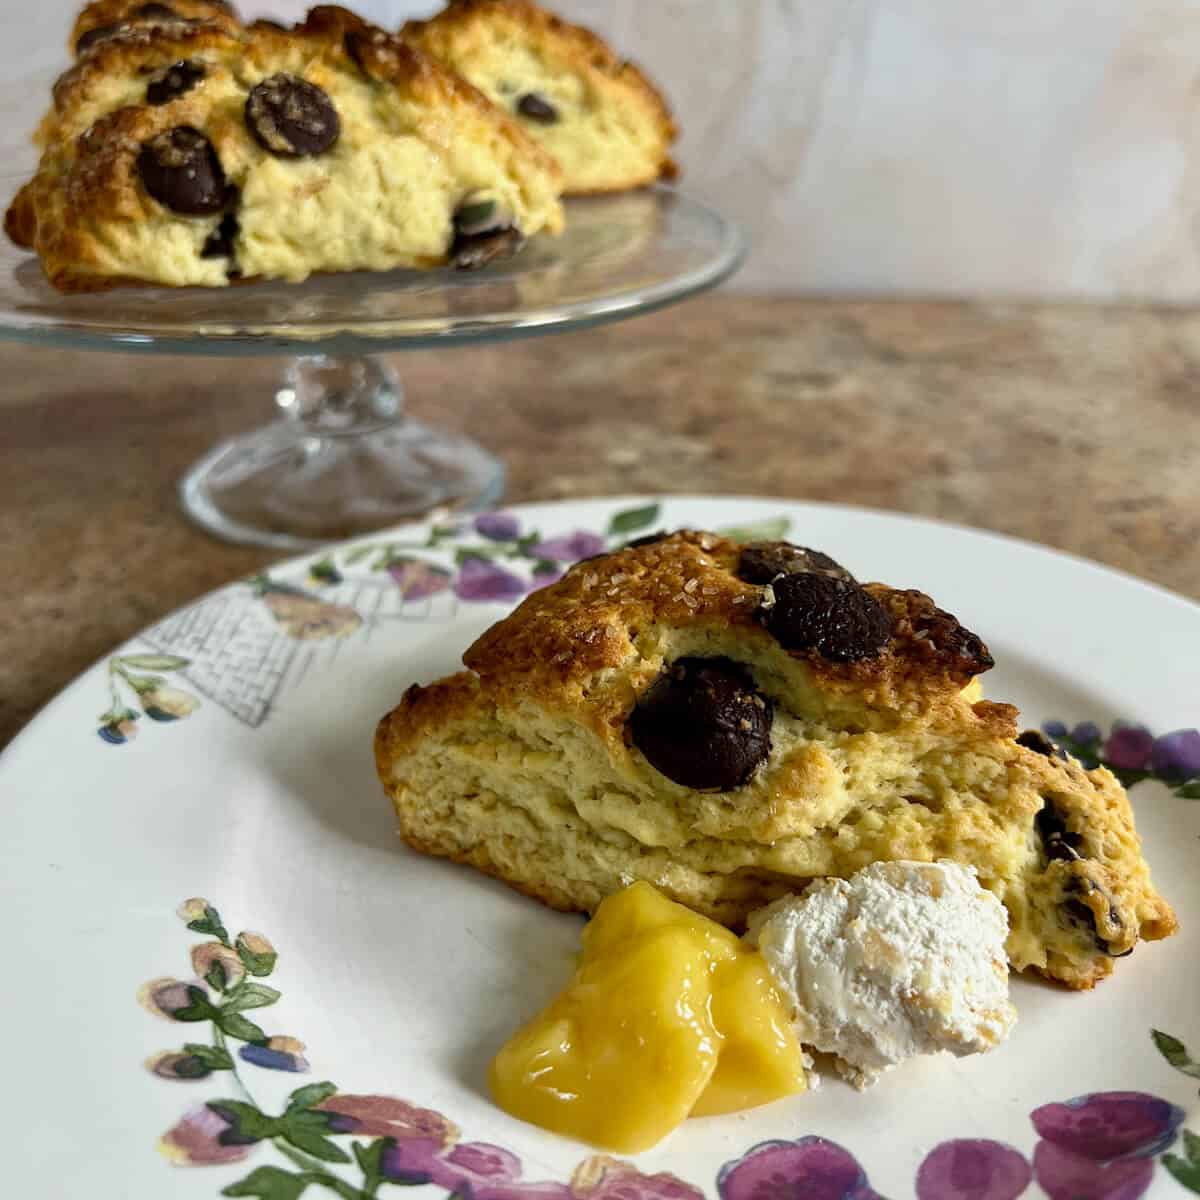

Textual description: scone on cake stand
[0,0,742,549]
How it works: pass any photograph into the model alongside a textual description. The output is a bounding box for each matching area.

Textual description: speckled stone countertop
[3,295,1198,747]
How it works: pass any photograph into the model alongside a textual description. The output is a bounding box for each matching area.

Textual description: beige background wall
[6,0,1200,298]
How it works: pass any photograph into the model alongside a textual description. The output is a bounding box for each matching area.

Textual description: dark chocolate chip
[132,3,180,17]
[453,198,502,237]
[245,74,340,157]
[630,657,772,791]
[75,22,123,53]
[1036,799,1083,862]
[450,225,525,270]
[516,91,559,124]
[763,573,891,662]
[1018,729,1063,758]
[737,540,854,585]
[137,125,228,215]
[253,18,289,31]
[201,210,238,259]
[146,59,206,105]
[1063,876,1127,956]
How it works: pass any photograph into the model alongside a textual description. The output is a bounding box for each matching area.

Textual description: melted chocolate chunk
[631,657,773,791]
[449,225,524,270]
[201,210,238,260]
[763,573,891,662]
[1036,799,1083,862]
[1063,876,1130,957]
[1018,729,1064,759]
[516,92,559,124]
[624,531,671,549]
[737,540,854,585]
[146,58,206,105]
[137,125,228,215]
[131,2,180,17]
[245,74,340,157]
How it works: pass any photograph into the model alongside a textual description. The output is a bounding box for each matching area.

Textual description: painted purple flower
[99,710,139,744]
[387,557,453,601]
[454,558,528,602]
[528,530,607,563]
[238,1036,309,1072]
[1102,726,1154,771]
[1150,730,1200,780]
[573,1155,705,1200]
[916,1140,1032,1200]
[1042,720,1068,739]
[1031,1092,1184,1161]
[718,1137,879,1200]
[158,1104,255,1166]
[380,1139,572,1200]
[475,512,522,541]
[1032,1141,1154,1200]
[528,564,563,592]
[1071,722,1102,746]
[138,977,208,1021]
[313,1093,458,1146]
[146,1050,215,1081]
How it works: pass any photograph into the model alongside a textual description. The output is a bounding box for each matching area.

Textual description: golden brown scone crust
[376,530,1177,990]
[403,0,678,194]
[11,4,564,291]
[71,0,241,56]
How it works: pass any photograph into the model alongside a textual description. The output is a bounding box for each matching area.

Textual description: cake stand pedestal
[0,187,743,550]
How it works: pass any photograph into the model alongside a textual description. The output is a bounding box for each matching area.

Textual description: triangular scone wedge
[7,5,563,291]
[376,531,1177,990]
[402,0,677,194]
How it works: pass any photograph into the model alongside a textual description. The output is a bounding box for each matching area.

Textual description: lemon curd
[488,882,807,1152]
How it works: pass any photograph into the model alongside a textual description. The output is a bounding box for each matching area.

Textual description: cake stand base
[178,354,504,551]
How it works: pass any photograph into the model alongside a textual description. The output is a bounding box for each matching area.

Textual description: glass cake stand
[0,183,744,548]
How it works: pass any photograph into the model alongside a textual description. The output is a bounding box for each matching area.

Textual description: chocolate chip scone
[7,4,563,291]
[375,530,1177,990]
[402,0,677,194]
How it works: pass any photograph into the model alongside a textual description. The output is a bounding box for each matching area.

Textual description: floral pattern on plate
[143,899,1200,1200]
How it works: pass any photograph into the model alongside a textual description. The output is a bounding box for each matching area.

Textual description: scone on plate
[7,4,564,290]
[376,530,1177,990]
[402,0,677,194]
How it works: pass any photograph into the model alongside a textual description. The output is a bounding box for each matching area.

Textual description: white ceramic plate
[4,496,1199,1200]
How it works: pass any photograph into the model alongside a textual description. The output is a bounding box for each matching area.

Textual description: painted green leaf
[183,1042,234,1070]
[187,904,230,945]
[207,1100,280,1143]
[1153,1030,1200,1079]
[222,1166,311,1200]
[1183,1129,1200,1164]
[282,1126,351,1164]
[217,1012,267,1042]
[454,546,498,565]
[353,1139,399,1197]
[716,517,792,543]
[223,983,282,1013]
[174,985,219,1022]
[606,503,661,537]
[1176,780,1200,799]
[206,961,233,993]
[236,935,278,977]
[342,545,375,566]
[309,558,343,586]
[119,654,190,671]
[286,1082,339,1114]
[1163,1154,1200,1195]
